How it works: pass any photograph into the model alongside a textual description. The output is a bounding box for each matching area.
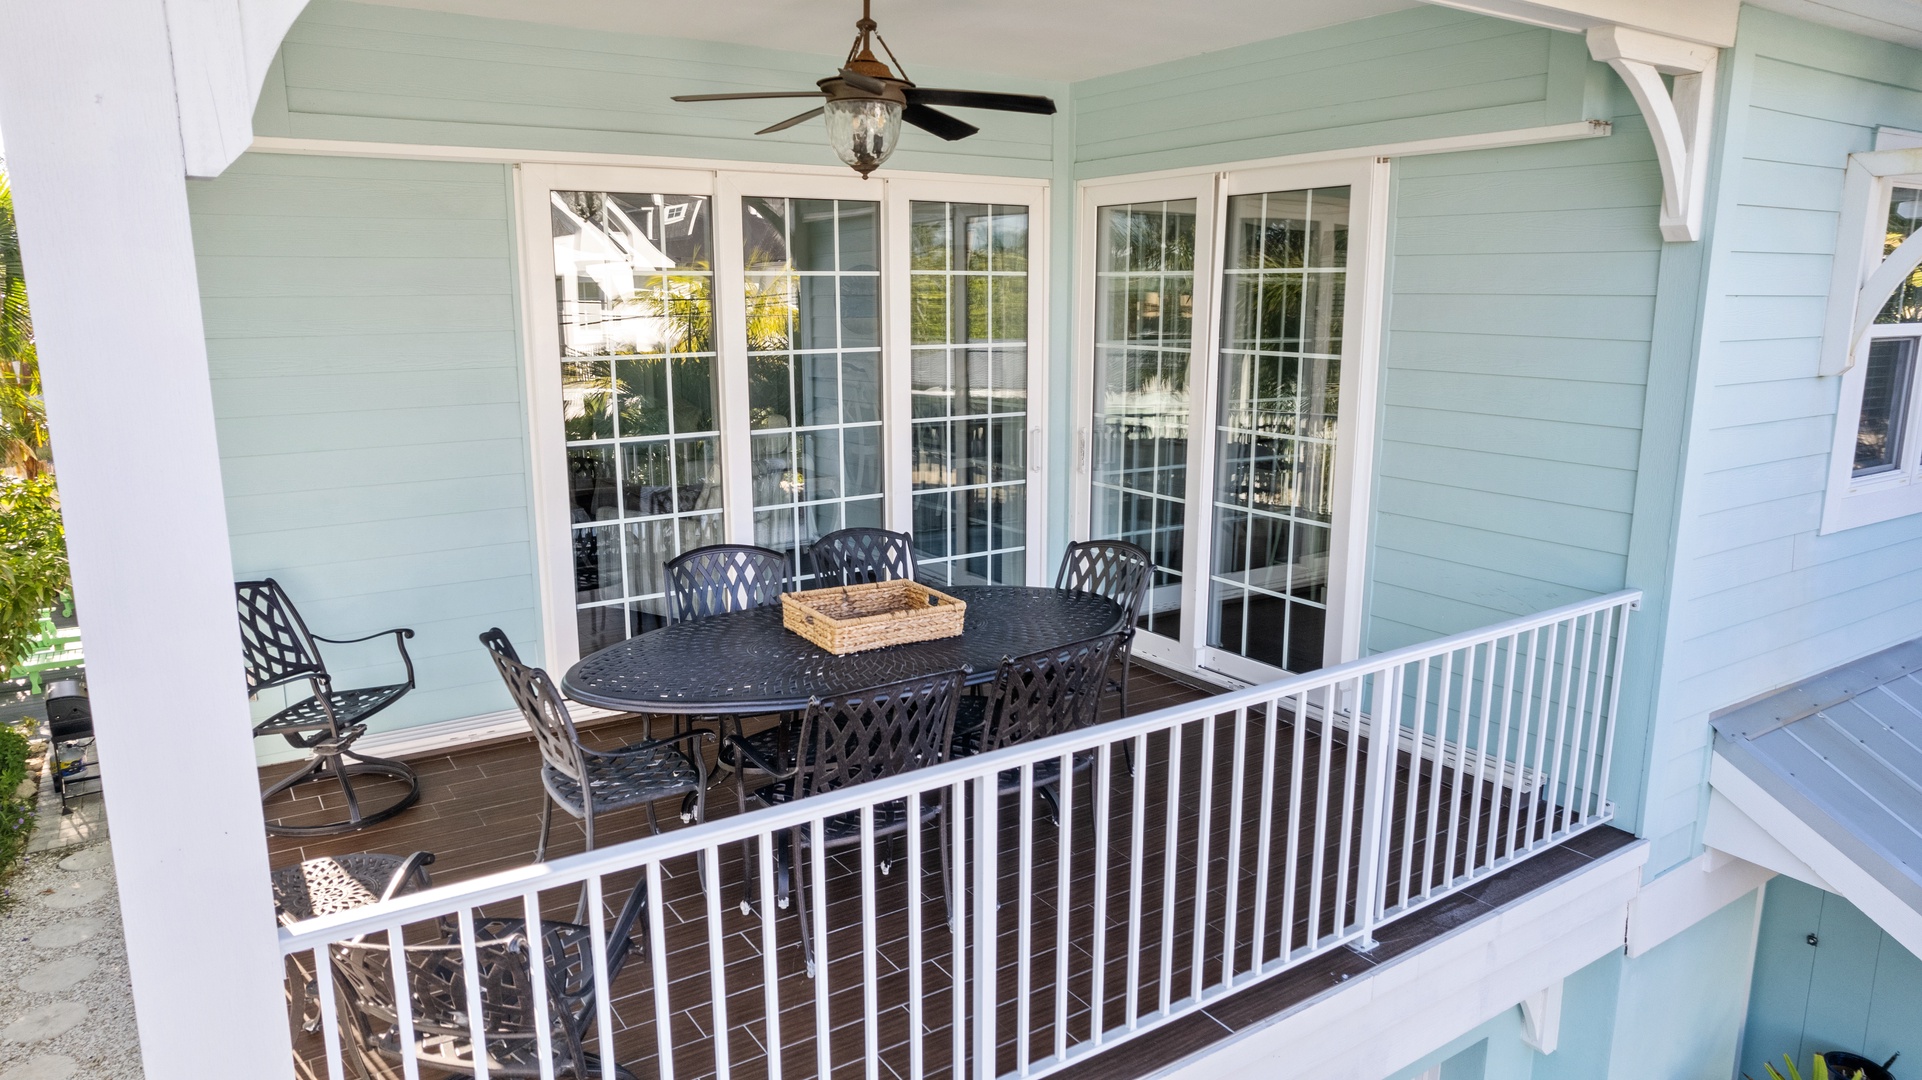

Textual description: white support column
[0,1,294,1078]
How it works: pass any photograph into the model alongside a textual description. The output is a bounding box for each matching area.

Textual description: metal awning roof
[1712,638,1922,923]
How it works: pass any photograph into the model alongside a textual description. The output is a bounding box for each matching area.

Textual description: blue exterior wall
[1642,6,1922,874]
[1741,877,1922,1076]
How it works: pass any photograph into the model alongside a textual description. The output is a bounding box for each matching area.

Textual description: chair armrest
[311,628,417,688]
[379,851,436,903]
[722,732,798,780]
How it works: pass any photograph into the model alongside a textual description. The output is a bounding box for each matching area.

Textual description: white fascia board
[1625,846,1774,957]
[1710,751,1922,958]
[1422,0,1738,47]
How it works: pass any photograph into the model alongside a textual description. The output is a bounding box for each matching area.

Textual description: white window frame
[516,162,1048,671]
[1071,156,1388,684]
[1820,134,1922,534]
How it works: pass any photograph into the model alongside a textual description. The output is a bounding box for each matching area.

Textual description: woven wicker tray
[780,580,968,656]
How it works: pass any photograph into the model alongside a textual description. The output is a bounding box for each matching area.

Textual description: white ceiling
[352,0,1423,82]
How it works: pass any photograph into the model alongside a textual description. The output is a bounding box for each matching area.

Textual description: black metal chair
[272,851,437,1036]
[727,670,964,975]
[663,543,792,623]
[809,527,917,588]
[329,878,649,1080]
[949,632,1124,821]
[663,543,797,809]
[481,629,710,866]
[1056,541,1154,716]
[237,578,421,836]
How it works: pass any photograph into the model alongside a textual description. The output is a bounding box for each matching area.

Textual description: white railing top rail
[278,587,1641,954]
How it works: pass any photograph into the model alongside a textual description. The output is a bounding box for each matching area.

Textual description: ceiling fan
[670,0,1057,178]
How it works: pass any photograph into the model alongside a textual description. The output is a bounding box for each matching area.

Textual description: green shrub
[0,726,26,793]
[0,473,68,671]
[0,725,31,907]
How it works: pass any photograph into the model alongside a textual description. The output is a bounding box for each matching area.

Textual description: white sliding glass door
[1076,163,1380,682]
[521,165,1047,669]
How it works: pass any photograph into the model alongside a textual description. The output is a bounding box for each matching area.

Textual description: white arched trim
[162,0,311,178]
[1585,26,1718,243]
[1821,146,1922,376]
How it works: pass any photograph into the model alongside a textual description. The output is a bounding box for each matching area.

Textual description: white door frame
[517,162,1049,671]
[1072,156,1387,682]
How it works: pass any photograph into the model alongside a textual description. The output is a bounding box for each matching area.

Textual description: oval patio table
[562,585,1124,715]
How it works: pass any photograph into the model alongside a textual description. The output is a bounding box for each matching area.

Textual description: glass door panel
[551,190,720,653]
[740,197,884,581]
[1208,187,1347,673]
[908,201,1030,586]
[1090,200,1196,639]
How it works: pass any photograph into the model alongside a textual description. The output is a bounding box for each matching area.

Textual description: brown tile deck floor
[264,664,1621,1080]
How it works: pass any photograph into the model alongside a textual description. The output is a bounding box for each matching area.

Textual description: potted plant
[1750,1052,1900,1080]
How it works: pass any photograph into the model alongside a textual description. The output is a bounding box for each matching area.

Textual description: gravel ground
[0,841,141,1079]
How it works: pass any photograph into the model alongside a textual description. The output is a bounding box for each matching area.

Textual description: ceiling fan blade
[905,88,1058,115]
[756,107,825,135]
[672,91,826,102]
[838,67,888,94]
[901,103,979,141]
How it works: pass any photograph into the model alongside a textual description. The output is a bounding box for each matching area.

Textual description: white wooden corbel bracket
[1819,146,1922,376]
[1519,978,1564,1055]
[1586,26,1719,243]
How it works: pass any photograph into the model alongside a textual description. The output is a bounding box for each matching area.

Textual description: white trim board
[1624,847,1773,957]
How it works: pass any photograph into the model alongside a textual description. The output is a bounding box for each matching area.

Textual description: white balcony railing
[280,589,1639,1080]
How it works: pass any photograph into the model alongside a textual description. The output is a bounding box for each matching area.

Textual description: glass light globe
[824,98,903,177]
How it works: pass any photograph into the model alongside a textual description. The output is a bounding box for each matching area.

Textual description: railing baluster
[1489,631,1521,866]
[1440,650,1470,890]
[1540,618,1579,848]
[385,923,422,1080]
[908,790,925,1080]
[1157,724,1183,1017]
[860,806,880,1080]
[811,818,831,1080]
[1594,602,1632,819]
[1280,690,1307,962]
[313,946,345,1080]
[1016,762,1034,1077]
[1307,683,1336,945]
[1125,732,1147,1030]
[1054,749,1074,1063]
[1221,705,1248,989]
[951,778,967,1080]
[1513,626,1547,860]
[759,833,783,1080]
[973,773,1000,1080]
[1424,653,1453,897]
[1355,667,1400,949]
[646,861,675,1080]
[1464,640,1499,879]
[1332,679,1363,937]
[521,892,556,1080]
[1189,707,1217,1004]
[1396,656,1428,912]
[583,878,613,1080]
[704,847,732,1080]
[1248,698,1279,973]
[1090,743,1113,1046]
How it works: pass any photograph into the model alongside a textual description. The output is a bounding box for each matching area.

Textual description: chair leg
[535,798,555,862]
[737,769,757,916]
[792,829,816,979]
[1037,784,1061,827]
[936,802,953,930]
[573,807,600,925]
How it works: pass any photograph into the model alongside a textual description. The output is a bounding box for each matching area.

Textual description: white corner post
[1586,26,1719,243]
[1519,979,1564,1054]
[0,1,295,1077]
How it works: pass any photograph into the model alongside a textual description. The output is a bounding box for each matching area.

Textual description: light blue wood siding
[1371,114,1663,653]
[258,0,1064,178]
[1647,8,1922,872]
[1072,6,1599,178]
[191,152,538,742]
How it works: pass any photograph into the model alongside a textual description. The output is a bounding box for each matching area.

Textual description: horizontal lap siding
[1072,7,1586,177]
[1370,108,1663,651]
[264,0,1061,176]
[1649,8,1922,867]
[191,153,536,744]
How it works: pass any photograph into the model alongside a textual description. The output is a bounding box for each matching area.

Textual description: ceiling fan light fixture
[824,96,903,178]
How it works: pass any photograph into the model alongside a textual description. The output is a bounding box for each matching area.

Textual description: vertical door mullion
[882,180,915,535]
[1182,173,1227,672]
[1025,192,1049,587]
[712,174,755,545]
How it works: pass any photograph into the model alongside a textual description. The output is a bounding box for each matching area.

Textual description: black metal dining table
[562,585,1124,715]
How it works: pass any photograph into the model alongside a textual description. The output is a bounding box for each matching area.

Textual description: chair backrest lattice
[235,578,328,693]
[1055,540,1154,628]
[811,528,917,589]
[794,671,965,801]
[979,632,1124,753]
[480,628,586,784]
[329,920,592,1078]
[664,544,792,623]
